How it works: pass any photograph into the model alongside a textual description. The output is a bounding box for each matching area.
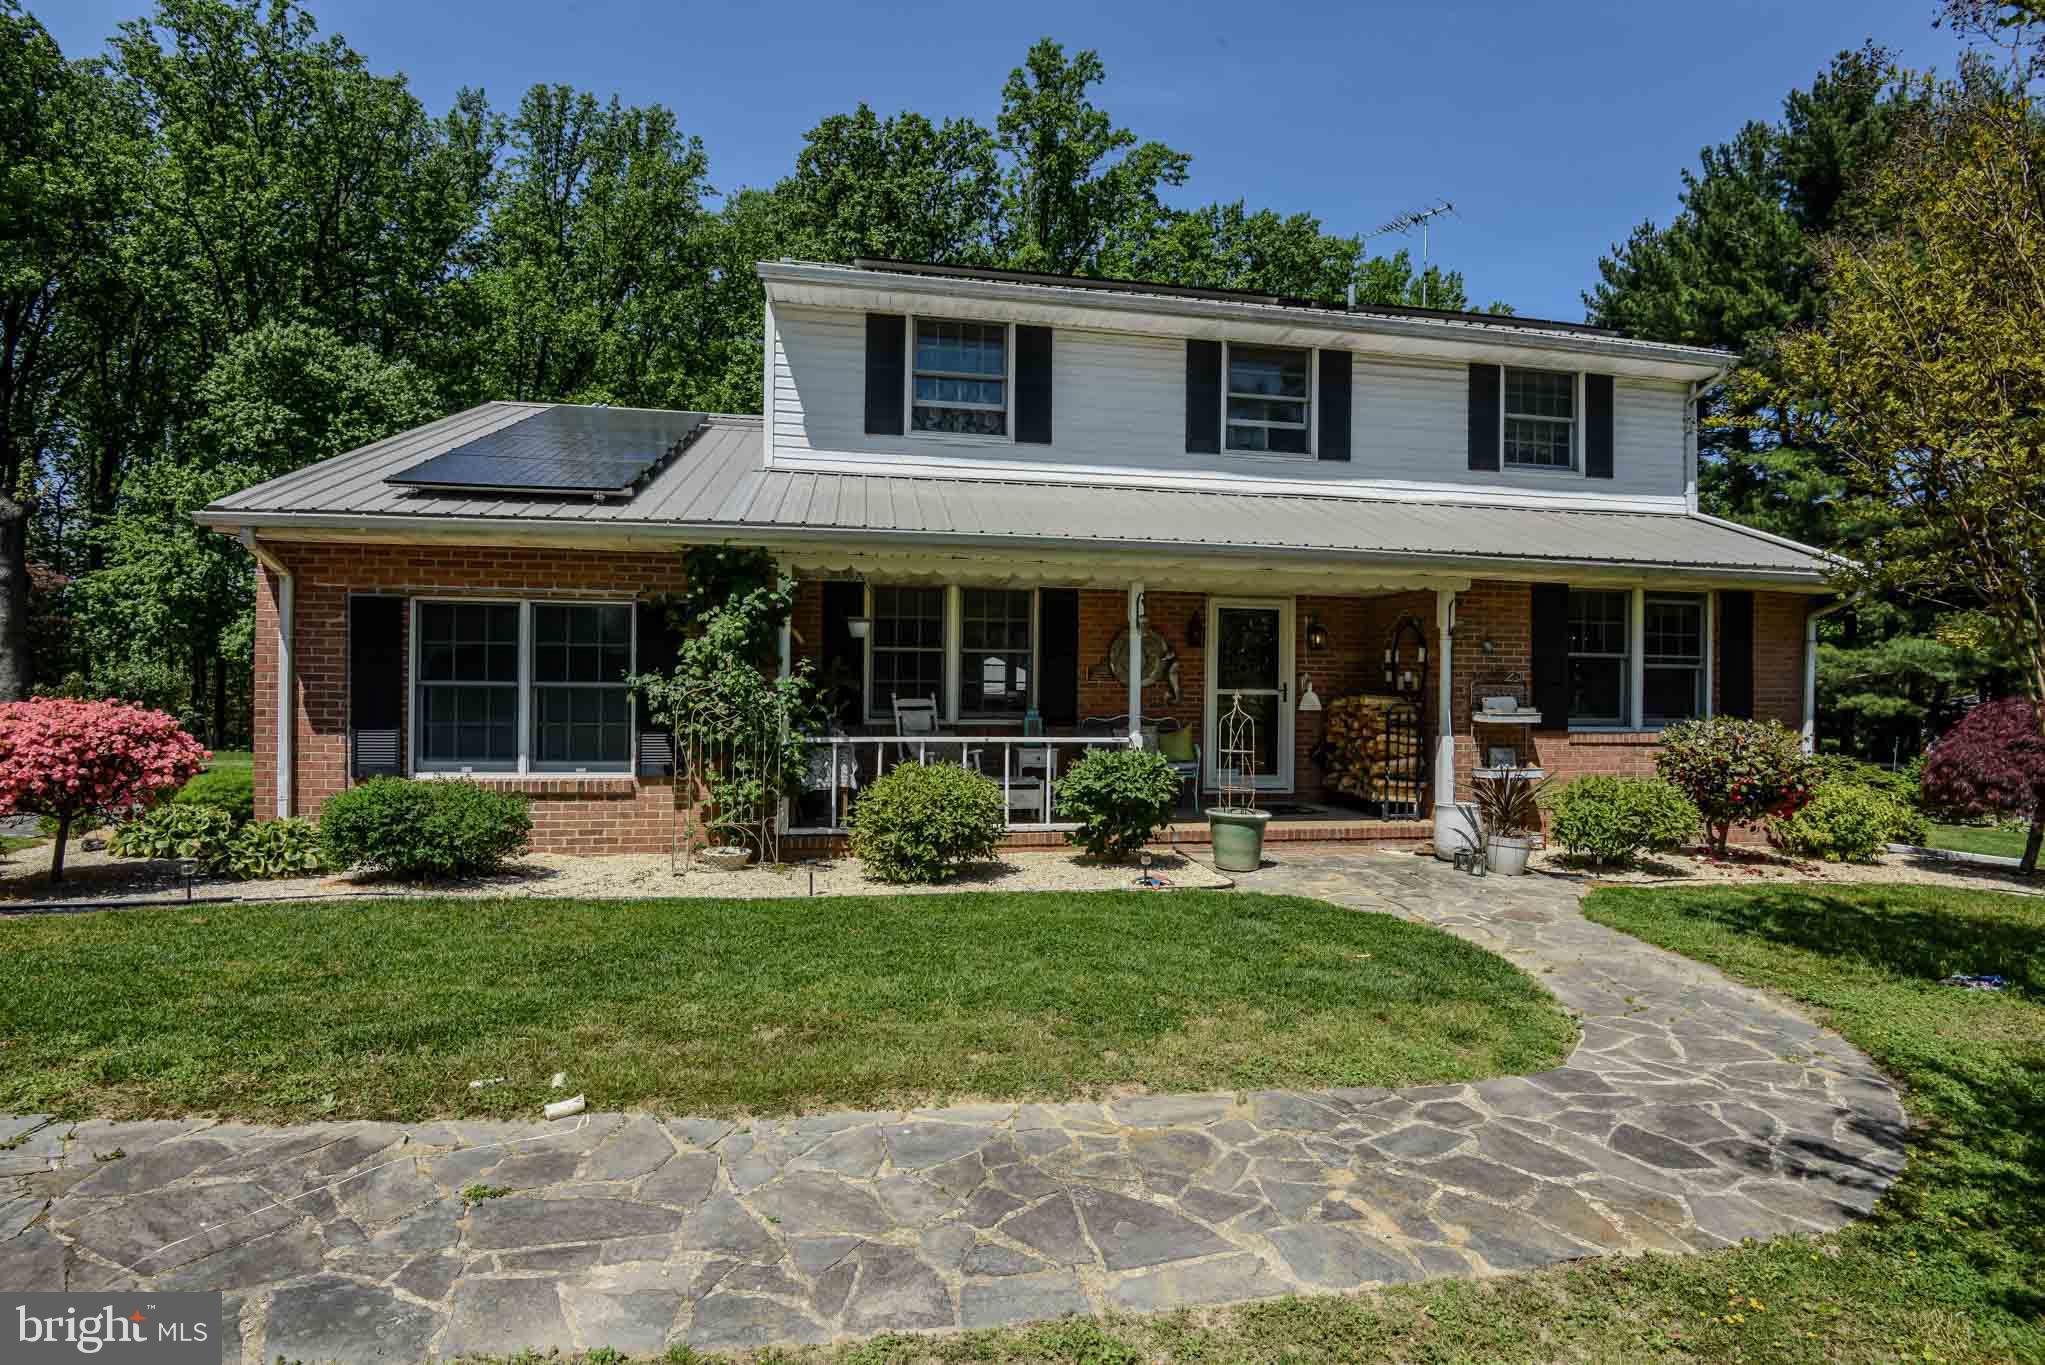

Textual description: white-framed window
[960,588,1034,719]
[1224,342,1313,455]
[910,318,1008,437]
[411,597,635,775]
[862,585,1038,723]
[1504,367,1578,469]
[1566,589,1631,728]
[868,585,947,719]
[1566,586,1713,730]
[1642,593,1708,726]
[530,603,634,770]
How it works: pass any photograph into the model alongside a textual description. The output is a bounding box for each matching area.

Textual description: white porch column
[1432,586,1467,859]
[1127,582,1145,743]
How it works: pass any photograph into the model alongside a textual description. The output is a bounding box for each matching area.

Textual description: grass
[0,891,1573,1123]
[1927,821,2033,861]
[457,880,2043,1365]
[0,834,45,857]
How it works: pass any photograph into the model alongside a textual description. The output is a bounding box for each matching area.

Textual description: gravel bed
[1531,843,2042,894]
[0,837,1229,909]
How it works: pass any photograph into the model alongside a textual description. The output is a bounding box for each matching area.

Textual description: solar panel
[387,405,708,496]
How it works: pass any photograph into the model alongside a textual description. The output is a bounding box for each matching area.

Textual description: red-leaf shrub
[0,699,209,882]
[1654,717,1820,857]
[1922,696,2045,872]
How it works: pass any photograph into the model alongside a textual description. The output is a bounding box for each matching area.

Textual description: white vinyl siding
[770,305,1693,506]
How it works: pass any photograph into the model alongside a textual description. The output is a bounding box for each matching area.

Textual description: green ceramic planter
[1207,807,1272,873]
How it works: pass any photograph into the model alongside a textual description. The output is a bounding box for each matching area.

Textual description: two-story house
[197,259,1831,856]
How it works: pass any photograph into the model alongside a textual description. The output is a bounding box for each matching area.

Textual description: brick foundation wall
[254,541,687,853]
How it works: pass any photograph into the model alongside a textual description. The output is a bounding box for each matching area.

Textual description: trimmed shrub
[848,762,1006,883]
[319,778,532,878]
[172,765,256,825]
[226,817,329,879]
[1055,747,1183,861]
[1544,776,1701,866]
[108,803,239,873]
[1770,781,1926,862]
[1655,717,1821,856]
[1812,754,1920,807]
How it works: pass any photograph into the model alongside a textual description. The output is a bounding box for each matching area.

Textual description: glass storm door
[1206,598,1294,791]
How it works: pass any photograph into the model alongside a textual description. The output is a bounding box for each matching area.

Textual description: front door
[1205,598,1294,792]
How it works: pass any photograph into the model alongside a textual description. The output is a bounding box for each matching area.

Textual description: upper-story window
[912,320,1007,436]
[1504,368,1576,469]
[1225,343,1311,455]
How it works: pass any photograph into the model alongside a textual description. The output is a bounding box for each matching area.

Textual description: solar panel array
[387,406,707,496]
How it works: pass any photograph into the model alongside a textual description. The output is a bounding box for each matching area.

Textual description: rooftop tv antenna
[1371,200,1457,308]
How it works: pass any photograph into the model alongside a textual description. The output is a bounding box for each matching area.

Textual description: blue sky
[43,0,1960,321]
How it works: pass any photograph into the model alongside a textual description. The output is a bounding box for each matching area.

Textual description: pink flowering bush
[0,699,209,882]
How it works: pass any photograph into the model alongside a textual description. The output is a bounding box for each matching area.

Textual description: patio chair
[1003,743,1052,823]
[890,696,979,772]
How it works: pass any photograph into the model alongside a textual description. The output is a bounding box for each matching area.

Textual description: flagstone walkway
[0,852,1908,1361]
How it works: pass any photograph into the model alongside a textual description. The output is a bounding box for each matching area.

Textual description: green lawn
[0,891,1573,1123]
[1928,821,2033,860]
[557,882,2040,1365]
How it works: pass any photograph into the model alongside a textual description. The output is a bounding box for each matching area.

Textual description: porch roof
[198,402,1832,588]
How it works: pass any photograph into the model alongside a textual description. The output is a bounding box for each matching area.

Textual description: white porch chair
[890,696,979,772]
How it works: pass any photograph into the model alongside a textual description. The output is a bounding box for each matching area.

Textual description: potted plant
[1472,770,1549,875]
[1207,699,1271,872]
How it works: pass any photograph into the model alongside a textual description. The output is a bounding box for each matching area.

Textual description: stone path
[0,853,1908,1360]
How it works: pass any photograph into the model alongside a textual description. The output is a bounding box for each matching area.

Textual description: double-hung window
[1642,593,1707,725]
[416,602,521,772]
[413,599,634,775]
[869,586,947,718]
[912,320,1007,436]
[1225,343,1311,454]
[1567,590,1631,727]
[531,604,633,770]
[1504,368,1576,469]
[960,589,1033,719]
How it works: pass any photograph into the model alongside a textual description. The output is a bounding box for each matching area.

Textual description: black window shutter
[1584,373,1615,479]
[1468,363,1501,471]
[1719,591,1755,719]
[1185,340,1221,454]
[635,600,683,775]
[1038,589,1081,726]
[1530,583,1571,728]
[1014,325,1053,445]
[864,313,906,436]
[348,595,404,778]
[1317,349,1351,461]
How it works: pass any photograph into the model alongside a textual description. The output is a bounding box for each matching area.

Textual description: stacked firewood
[1320,693,1425,803]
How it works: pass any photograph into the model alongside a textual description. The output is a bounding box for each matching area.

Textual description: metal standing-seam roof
[197,402,1831,585]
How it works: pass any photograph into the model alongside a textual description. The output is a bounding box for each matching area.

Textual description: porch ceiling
[775,544,1471,596]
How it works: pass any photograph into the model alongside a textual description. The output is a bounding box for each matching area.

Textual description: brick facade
[254,541,686,854]
[254,544,1813,855]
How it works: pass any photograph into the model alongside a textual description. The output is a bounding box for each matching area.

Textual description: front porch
[777,545,1469,844]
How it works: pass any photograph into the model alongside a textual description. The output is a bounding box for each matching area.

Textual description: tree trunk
[213,658,227,749]
[2024,811,2042,878]
[48,810,70,884]
[0,497,28,702]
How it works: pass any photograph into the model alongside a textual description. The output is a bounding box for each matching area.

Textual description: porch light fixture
[1305,615,1329,652]
[845,616,871,641]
